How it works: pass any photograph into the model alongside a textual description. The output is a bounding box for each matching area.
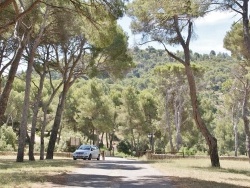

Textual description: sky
[118,11,241,54]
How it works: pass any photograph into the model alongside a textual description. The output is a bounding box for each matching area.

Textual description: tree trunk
[109,130,115,151]
[165,92,174,152]
[174,94,183,151]
[94,130,100,146]
[242,0,250,59]
[185,65,220,167]
[16,51,34,162]
[100,132,104,146]
[233,116,239,157]
[46,87,68,159]
[28,70,46,161]
[0,31,30,125]
[57,122,64,145]
[232,105,239,157]
[40,107,48,160]
[40,86,62,160]
[40,76,63,160]
[92,128,95,145]
[242,81,250,160]
[136,134,140,156]
[27,50,38,161]
[106,133,109,148]
[131,128,136,151]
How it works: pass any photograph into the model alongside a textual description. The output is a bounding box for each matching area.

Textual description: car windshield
[78,145,91,150]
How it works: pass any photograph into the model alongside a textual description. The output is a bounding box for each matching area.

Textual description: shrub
[0,125,17,151]
[155,148,164,154]
[117,140,131,155]
[179,146,197,156]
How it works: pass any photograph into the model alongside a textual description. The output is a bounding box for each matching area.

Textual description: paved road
[59,157,172,188]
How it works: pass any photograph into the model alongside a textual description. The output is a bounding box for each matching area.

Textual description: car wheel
[97,154,100,160]
[88,154,92,160]
[83,158,86,160]
[73,157,77,160]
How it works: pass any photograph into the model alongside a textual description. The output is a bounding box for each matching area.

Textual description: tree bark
[165,92,174,152]
[0,30,30,125]
[16,7,48,161]
[46,88,68,159]
[242,81,250,160]
[40,76,63,160]
[24,5,50,160]
[28,72,45,161]
[169,17,220,167]
[57,121,64,144]
[174,93,183,151]
[232,104,240,157]
[40,107,47,160]
[185,65,220,167]
[233,112,239,157]
[242,0,250,59]
[16,51,33,162]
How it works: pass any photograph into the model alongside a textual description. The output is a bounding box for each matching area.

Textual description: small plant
[117,140,131,155]
[0,125,17,151]
[179,146,197,156]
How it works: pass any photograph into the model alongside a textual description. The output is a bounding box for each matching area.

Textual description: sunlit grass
[151,158,250,188]
[0,156,80,188]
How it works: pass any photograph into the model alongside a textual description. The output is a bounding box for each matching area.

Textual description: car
[73,144,100,160]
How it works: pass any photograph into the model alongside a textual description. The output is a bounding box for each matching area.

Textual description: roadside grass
[150,158,250,188]
[1,155,249,188]
[0,155,80,188]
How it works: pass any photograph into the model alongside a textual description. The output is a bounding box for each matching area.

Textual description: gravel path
[53,157,173,188]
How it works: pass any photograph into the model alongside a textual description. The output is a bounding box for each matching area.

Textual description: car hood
[74,149,90,153]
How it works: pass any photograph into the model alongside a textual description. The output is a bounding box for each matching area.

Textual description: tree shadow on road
[44,173,248,188]
[45,173,172,187]
[77,160,146,171]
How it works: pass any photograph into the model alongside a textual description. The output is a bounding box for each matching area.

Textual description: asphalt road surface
[60,157,173,188]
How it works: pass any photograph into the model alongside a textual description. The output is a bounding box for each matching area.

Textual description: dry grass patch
[151,158,250,188]
[0,156,81,188]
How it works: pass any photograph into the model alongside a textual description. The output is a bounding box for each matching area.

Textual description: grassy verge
[0,155,80,188]
[150,158,250,188]
[1,155,249,187]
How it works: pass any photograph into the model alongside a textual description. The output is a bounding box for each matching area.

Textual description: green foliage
[179,146,197,156]
[117,140,132,155]
[139,89,159,124]
[92,26,134,78]
[128,0,208,46]
[0,125,17,151]
[224,22,247,59]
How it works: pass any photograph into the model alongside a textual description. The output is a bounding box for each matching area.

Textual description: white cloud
[195,11,239,26]
[119,11,240,54]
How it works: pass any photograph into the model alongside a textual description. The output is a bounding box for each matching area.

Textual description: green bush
[155,148,164,154]
[117,140,131,155]
[0,125,17,151]
[179,146,197,156]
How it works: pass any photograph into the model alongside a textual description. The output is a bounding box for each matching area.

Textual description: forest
[0,0,250,168]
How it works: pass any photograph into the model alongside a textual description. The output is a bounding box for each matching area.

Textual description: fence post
[101,151,105,160]
[146,150,152,160]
